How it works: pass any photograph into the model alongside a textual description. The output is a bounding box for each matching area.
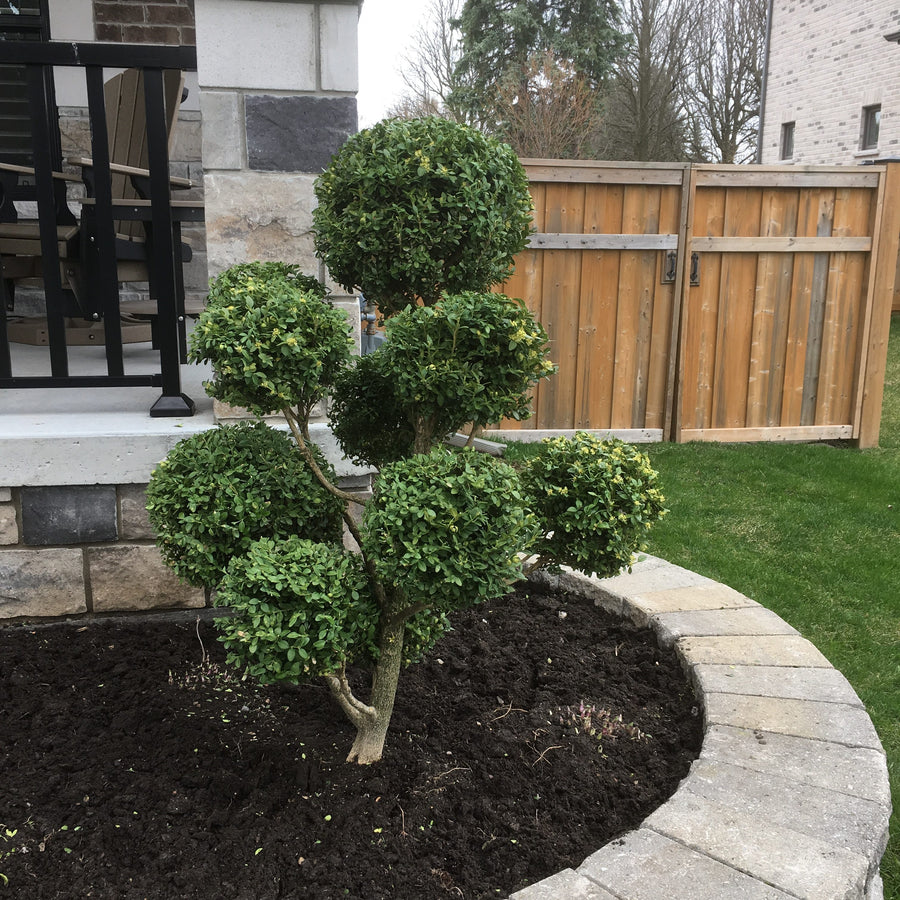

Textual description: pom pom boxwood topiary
[519,433,667,578]
[146,422,345,589]
[312,117,533,317]
[149,118,666,766]
[216,537,378,683]
[189,261,352,417]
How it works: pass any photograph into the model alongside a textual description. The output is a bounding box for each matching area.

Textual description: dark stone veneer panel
[21,485,117,546]
[246,95,357,173]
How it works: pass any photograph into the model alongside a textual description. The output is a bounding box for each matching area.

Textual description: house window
[780,122,795,159]
[861,105,881,151]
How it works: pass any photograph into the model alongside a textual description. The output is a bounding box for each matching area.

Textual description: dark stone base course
[21,485,118,546]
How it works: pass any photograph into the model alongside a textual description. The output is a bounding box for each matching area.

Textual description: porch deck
[0,333,214,487]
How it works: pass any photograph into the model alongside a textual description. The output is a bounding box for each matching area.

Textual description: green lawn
[643,315,900,898]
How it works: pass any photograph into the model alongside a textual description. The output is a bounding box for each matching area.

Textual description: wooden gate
[488,160,900,447]
[495,161,687,442]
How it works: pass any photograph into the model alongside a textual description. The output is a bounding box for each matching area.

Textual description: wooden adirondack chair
[0,67,200,346]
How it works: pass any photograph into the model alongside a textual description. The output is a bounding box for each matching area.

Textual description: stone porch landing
[0,336,365,619]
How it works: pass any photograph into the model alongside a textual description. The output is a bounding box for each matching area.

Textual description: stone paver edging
[510,556,891,900]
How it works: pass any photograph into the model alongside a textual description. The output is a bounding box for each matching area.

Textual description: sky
[357,0,432,127]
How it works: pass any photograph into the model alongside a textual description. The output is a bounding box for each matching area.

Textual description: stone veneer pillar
[194,0,363,423]
[195,0,360,279]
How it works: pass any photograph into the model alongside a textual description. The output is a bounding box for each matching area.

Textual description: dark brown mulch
[0,583,702,900]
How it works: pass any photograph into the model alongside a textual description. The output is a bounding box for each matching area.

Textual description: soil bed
[0,583,702,899]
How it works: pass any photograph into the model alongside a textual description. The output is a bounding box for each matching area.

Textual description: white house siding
[760,0,900,165]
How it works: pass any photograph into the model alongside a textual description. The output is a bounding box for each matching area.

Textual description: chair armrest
[0,161,82,182]
[67,157,194,190]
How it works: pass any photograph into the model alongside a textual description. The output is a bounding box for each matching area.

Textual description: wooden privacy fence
[487,159,900,447]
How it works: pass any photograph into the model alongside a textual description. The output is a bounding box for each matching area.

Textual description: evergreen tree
[450,0,625,127]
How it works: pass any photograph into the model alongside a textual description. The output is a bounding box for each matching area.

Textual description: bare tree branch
[388,0,476,125]
[681,0,766,163]
[594,0,696,162]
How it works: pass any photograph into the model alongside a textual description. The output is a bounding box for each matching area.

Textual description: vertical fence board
[574,183,623,427]
[537,183,585,428]
[780,189,823,424]
[497,183,546,430]
[645,184,681,430]
[799,191,835,425]
[712,188,762,428]
[747,189,799,426]
[617,185,661,427]
[857,160,900,446]
[817,187,872,425]
[682,186,725,429]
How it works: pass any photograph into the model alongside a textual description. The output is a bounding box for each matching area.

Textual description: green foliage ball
[383,291,556,437]
[215,537,379,683]
[362,448,538,619]
[189,261,352,416]
[146,422,345,588]
[519,433,667,578]
[328,350,418,468]
[313,117,533,316]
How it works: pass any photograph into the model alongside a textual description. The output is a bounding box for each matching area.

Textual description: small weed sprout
[0,826,19,887]
[561,701,650,753]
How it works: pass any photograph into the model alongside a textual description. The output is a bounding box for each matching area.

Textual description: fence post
[855,159,900,448]
[665,164,697,443]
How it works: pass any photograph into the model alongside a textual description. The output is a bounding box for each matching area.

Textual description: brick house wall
[760,0,900,165]
[93,0,196,45]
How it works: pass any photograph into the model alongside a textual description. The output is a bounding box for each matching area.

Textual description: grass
[506,314,900,896]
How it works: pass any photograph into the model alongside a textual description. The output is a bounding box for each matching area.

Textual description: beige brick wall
[761,0,900,165]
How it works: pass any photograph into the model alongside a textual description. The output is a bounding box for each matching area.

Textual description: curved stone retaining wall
[511,556,891,900]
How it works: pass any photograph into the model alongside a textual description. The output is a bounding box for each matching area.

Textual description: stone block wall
[196,0,363,425]
[196,0,360,285]
[0,485,206,621]
[760,0,900,164]
[0,472,370,622]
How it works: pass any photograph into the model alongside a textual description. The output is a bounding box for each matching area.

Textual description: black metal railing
[0,41,201,416]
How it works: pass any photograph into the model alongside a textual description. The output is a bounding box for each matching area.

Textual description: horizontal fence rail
[490,160,900,448]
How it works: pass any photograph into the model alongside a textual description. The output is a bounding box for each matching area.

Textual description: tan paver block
[579,828,795,899]
[598,556,716,600]
[88,545,205,612]
[682,758,890,861]
[704,694,883,749]
[118,483,155,540]
[626,583,756,626]
[677,634,832,668]
[644,790,869,899]
[693,664,864,706]
[510,868,616,899]
[700,725,891,805]
[0,503,18,545]
[0,548,86,619]
[651,607,798,648]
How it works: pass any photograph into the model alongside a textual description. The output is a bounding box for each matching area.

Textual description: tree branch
[521,554,554,576]
[282,406,365,506]
[281,405,392,611]
[324,670,376,728]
